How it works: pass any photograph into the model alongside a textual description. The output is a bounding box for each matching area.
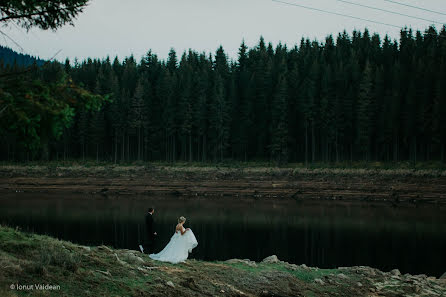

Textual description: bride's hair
[178,216,186,223]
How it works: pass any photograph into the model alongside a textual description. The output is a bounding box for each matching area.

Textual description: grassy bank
[1,161,446,177]
[1,162,446,203]
[0,226,444,296]
[1,160,446,169]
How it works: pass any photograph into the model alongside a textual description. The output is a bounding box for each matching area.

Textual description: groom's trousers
[143,235,156,254]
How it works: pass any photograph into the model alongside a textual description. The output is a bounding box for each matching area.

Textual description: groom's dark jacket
[145,213,155,240]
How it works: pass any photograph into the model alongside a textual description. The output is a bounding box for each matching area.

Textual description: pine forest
[1,26,446,164]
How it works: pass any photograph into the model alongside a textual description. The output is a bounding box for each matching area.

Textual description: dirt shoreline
[1,165,446,204]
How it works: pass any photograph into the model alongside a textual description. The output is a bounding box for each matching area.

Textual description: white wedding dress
[149,226,198,264]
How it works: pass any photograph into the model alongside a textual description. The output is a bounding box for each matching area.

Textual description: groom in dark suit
[139,207,157,254]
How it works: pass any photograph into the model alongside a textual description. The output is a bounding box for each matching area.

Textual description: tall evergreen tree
[270,70,288,165]
[209,73,230,161]
[356,62,373,160]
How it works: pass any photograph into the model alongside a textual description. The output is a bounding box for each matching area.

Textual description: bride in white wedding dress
[149,216,198,264]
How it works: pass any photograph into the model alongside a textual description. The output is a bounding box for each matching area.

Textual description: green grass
[2,161,445,180]
[267,263,341,282]
[285,267,340,282]
[223,262,269,273]
[1,159,445,170]
[223,261,341,283]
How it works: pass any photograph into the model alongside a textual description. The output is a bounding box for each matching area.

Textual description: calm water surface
[0,193,445,277]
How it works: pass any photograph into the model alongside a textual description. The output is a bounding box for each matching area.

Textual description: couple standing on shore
[139,208,198,264]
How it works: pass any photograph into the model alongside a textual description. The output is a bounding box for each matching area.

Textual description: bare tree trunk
[169,134,171,162]
[202,135,206,162]
[189,133,192,162]
[197,136,201,163]
[121,134,125,162]
[305,123,308,167]
[326,140,329,163]
[183,136,186,161]
[414,136,417,164]
[165,131,168,162]
[114,133,118,164]
[173,136,176,163]
[127,134,130,161]
[393,135,398,162]
[311,122,315,163]
[41,134,49,161]
[138,127,141,160]
[441,142,445,163]
[335,130,339,163]
[350,142,353,163]
[220,138,223,162]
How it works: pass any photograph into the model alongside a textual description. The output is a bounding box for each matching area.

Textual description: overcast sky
[2,0,446,62]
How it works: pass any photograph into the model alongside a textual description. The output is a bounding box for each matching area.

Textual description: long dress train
[149,227,198,264]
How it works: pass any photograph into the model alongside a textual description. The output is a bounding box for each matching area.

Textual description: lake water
[0,193,445,277]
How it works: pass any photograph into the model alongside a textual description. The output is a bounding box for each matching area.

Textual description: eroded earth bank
[1,165,446,204]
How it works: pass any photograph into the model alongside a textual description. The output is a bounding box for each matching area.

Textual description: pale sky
[2,0,446,62]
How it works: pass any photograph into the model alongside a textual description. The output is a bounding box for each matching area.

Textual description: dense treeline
[0,45,45,67]
[1,26,446,164]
